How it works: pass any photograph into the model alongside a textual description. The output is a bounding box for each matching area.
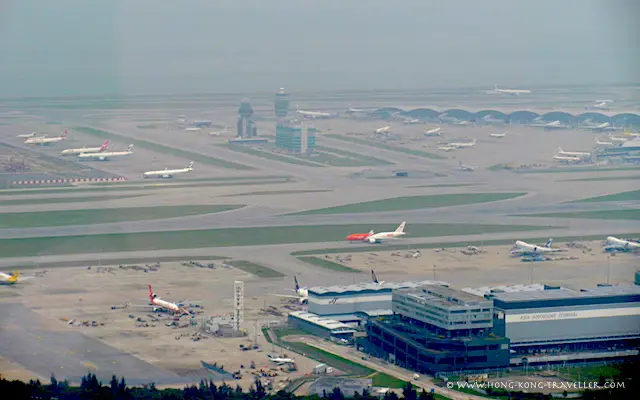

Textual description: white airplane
[582,121,620,132]
[272,276,308,304]
[61,140,109,156]
[458,160,477,172]
[146,285,190,315]
[365,221,407,244]
[493,84,531,96]
[586,100,613,111]
[424,127,442,136]
[403,118,422,125]
[371,270,385,286]
[17,132,38,138]
[529,120,570,131]
[296,105,332,119]
[557,147,591,158]
[553,154,582,164]
[346,104,368,113]
[77,144,133,161]
[437,144,457,152]
[481,115,507,125]
[185,127,202,132]
[510,238,564,256]
[448,138,477,148]
[24,130,68,145]
[209,126,228,136]
[267,354,295,365]
[374,126,391,134]
[603,236,640,252]
[608,134,629,143]
[594,137,615,146]
[624,131,640,138]
[489,132,506,138]
[143,161,194,179]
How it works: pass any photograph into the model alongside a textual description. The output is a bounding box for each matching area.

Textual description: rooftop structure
[288,311,355,339]
[461,284,546,298]
[309,377,372,398]
[309,280,449,296]
[393,285,494,333]
[237,99,257,138]
[275,123,316,154]
[274,88,290,119]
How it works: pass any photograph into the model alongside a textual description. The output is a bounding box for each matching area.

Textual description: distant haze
[0,0,638,97]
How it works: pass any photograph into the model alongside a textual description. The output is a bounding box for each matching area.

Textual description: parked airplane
[17,132,38,138]
[267,354,295,365]
[582,121,620,132]
[185,127,202,132]
[61,140,109,156]
[553,154,582,164]
[603,236,640,252]
[489,132,506,138]
[272,276,308,304]
[530,120,570,130]
[296,105,332,119]
[624,131,640,138]
[24,130,68,145]
[143,285,190,315]
[493,84,531,96]
[437,144,457,152]
[594,137,615,146]
[403,118,422,125]
[448,138,477,148]
[346,104,367,113]
[481,115,506,125]
[143,161,194,179]
[346,230,374,242]
[209,126,228,136]
[608,134,629,143]
[510,238,564,256]
[372,270,385,286]
[374,126,391,134]
[78,144,133,161]
[424,127,442,136]
[0,271,20,285]
[458,160,477,172]
[585,100,613,111]
[557,147,591,159]
[365,222,407,244]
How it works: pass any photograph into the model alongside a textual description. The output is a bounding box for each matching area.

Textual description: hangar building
[307,280,449,324]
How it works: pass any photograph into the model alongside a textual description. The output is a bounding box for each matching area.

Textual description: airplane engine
[368,237,376,244]
[300,298,308,305]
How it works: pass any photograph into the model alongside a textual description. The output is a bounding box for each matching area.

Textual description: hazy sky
[0,0,638,97]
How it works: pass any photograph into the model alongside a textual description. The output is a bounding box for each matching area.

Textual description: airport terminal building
[488,284,640,365]
[307,280,449,324]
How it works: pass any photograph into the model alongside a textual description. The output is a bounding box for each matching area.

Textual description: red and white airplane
[146,285,190,315]
[61,140,109,156]
[25,130,68,145]
[346,222,407,244]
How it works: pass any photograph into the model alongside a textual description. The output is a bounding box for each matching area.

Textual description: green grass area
[4,256,228,270]
[407,183,481,188]
[296,256,361,273]
[0,223,553,258]
[555,364,622,382]
[0,194,141,206]
[1,179,292,196]
[513,209,640,220]
[289,192,526,215]
[74,127,254,170]
[224,260,284,278]
[559,175,640,182]
[291,232,640,256]
[222,189,331,197]
[0,204,244,229]
[282,342,375,376]
[325,134,444,160]
[221,144,325,167]
[571,189,640,203]
[272,327,308,341]
[370,372,408,389]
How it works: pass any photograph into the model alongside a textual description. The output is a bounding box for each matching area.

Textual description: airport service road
[0,303,212,386]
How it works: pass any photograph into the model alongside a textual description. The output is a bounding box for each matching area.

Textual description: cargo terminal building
[366,285,510,373]
[488,284,640,365]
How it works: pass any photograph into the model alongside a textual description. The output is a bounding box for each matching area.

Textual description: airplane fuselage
[143,168,192,179]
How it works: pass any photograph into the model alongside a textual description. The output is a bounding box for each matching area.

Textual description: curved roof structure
[370,107,640,126]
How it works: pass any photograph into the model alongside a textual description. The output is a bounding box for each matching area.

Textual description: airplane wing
[270,294,301,299]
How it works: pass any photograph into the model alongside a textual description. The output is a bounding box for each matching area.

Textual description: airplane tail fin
[148,284,155,300]
[61,130,68,138]
[100,140,109,151]
[368,230,374,235]
[545,238,553,248]
[294,276,300,291]
[187,161,194,169]
[371,270,379,284]
[126,144,134,152]
[395,221,406,233]
[8,271,19,282]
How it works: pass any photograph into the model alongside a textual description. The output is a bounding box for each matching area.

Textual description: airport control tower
[274,87,290,120]
[237,99,257,138]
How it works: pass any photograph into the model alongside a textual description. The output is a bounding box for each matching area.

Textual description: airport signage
[506,307,640,323]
